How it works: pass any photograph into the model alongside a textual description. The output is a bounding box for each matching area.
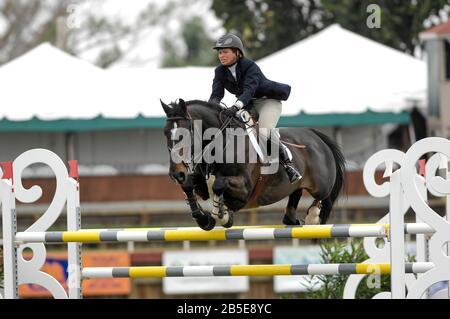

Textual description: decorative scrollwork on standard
[344,148,425,299]
[13,149,69,299]
[400,137,450,299]
[362,149,405,198]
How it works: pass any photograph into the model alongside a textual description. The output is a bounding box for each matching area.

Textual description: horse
[161,98,346,230]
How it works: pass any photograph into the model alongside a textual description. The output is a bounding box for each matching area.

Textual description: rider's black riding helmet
[213,34,244,56]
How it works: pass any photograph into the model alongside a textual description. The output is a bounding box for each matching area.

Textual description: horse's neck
[188,105,220,128]
[188,105,221,144]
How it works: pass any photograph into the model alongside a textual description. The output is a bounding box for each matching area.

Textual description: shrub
[280,239,392,299]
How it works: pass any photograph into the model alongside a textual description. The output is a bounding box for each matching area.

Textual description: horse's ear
[160,99,171,114]
[178,98,186,114]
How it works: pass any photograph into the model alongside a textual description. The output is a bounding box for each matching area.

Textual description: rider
[208,33,302,183]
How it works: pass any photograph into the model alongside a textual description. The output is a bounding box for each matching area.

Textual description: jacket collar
[224,58,242,83]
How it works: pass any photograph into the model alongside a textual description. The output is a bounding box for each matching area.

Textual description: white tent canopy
[0,43,114,120]
[0,24,426,121]
[258,24,427,115]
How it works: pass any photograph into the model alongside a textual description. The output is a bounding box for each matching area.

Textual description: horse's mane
[169,99,225,113]
[167,99,250,129]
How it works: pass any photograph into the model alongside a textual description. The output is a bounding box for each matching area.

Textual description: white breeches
[252,98,282,129]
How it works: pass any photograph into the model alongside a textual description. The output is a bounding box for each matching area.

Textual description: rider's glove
[224,100,244,118]
[234,100,244,109]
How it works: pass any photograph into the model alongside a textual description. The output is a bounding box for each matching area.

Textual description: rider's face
[218,48,238,66]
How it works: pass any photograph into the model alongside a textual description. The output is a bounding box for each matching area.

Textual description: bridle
[166,113,196,176]
[166,108,244,180]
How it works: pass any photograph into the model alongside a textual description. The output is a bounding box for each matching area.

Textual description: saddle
[218,105,305,207]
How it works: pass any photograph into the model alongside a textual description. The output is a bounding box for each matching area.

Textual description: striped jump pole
[82,262,435,279]
[16,224,387,243]
[79,222,434,234]
[14,223,434,244]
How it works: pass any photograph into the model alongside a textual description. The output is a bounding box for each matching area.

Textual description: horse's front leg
[211,175,250,228]
[181,174,216,230]
[209,176,232,228]
[211,193,233,227]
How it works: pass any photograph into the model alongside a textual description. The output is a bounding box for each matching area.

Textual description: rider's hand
[224,105,239,118]
[224,101,244,118]
[234,100,244,109]
[223,105,239,117]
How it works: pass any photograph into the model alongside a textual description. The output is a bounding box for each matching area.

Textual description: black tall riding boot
[279,144,302,184]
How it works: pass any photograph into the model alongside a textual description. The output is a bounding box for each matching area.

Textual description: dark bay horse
[161,99,345,230]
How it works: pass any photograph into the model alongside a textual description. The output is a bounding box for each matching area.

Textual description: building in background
[420,20,450,138]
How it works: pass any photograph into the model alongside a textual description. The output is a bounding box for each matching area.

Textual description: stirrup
[278,141,301,183]
[283,162,302,183]
[287,167,302,183]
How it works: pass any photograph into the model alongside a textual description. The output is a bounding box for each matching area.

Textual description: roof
[420,20,450,40]
[0,111,410,132]
[0,43,113,121]
[422,20,450,35]
[258,24,426,115]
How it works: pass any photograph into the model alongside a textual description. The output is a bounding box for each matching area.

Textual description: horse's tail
[310,129,346,224]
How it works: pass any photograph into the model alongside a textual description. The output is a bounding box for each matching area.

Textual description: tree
[68,1,172,68]
[161,16,217,67]
[0,0,176,68]
[211,0,450,58]
[211,0,324,60]
[0,0,67,65]
[161,34,186,68]
[320,0,450,55]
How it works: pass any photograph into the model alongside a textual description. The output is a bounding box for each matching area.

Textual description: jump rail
[14,223,434,243]
[83,262,435,278]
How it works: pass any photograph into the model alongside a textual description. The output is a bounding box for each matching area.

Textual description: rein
[166,107,240,178]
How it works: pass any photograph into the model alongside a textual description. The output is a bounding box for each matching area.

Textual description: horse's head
[161,98,192,185]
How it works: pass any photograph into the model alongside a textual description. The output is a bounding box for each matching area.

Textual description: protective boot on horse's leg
[211,175,234,228]
[181,174,216,230]
[305,199,322,225]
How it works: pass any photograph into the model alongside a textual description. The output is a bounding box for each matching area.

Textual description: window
[445,39,450,80]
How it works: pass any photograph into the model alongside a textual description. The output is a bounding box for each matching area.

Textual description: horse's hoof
[192,210,216,231]
[221,211,234,228]
[282,214,301,226]
[200,217,216,231]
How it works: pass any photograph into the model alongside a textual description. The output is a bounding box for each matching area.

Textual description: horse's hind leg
[282,189,303,225]
[305,194,335,225]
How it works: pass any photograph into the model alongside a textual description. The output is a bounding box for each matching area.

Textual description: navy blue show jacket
[209,57,291,108]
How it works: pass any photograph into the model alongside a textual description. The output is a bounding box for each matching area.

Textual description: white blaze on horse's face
[171,122,178,141]
[168,122,192,165]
